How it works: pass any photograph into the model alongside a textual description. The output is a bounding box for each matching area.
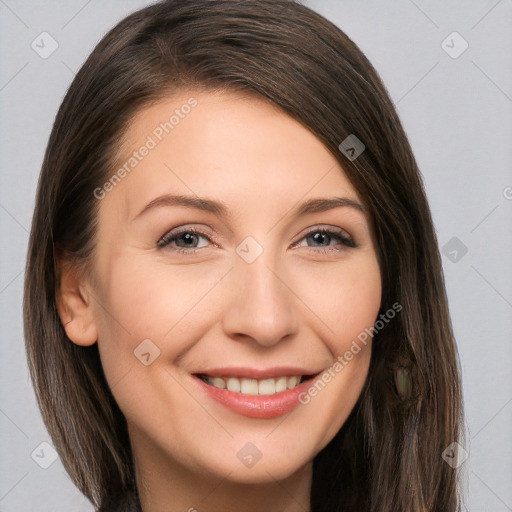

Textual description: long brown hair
[23,1,464,510]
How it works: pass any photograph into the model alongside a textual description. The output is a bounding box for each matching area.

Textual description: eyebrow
[131,193,365,222]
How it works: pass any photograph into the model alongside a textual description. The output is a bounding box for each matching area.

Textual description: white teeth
[240,379,259,395]
[287,376,300,390]
[211,377,226,389]
[226,377,241,392]
[275,376,288,393]
[258,378,276,395]
[203,375,304,395]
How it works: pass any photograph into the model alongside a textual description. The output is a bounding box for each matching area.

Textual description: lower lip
[193,375,314,419]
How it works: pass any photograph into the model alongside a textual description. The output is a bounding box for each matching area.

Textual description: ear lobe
[56,259,98,347]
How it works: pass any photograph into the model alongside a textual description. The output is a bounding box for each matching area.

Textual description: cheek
[97,251,215,331]
[292,254,381,447]
[91,253,229,383]
[294,252,382,354]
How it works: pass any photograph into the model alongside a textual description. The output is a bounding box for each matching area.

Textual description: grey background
[1,0,511,510]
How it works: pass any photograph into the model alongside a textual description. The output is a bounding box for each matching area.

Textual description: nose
[221,252,299,348]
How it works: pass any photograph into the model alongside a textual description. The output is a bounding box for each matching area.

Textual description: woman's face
[80,90,381,484]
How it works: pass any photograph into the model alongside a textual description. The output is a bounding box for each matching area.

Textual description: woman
[23,0,464,510]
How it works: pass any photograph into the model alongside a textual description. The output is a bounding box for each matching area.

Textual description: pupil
[182,233,196,245]
[310,232,329,246]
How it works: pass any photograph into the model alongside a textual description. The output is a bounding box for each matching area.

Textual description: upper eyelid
[295,224,352,239]
[157,226,212,247]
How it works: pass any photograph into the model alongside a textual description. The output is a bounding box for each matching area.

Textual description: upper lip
[194,366,321,379]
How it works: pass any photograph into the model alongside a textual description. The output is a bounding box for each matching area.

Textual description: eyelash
[156,226,357,255]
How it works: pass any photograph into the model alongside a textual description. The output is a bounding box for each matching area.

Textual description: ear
[56,257,98,347]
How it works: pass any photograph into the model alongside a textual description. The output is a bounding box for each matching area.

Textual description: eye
[292,227,356,253]
[157,225,356,255]
[157,227,213,254]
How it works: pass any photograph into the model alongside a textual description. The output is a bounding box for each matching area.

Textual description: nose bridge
[222,244,298,347]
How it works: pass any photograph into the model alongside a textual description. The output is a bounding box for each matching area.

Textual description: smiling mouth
[196,374,317,396]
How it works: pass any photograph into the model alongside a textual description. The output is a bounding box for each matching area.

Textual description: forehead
[103,89,361,223]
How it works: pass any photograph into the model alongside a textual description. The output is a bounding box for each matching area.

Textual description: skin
[57,90,382,512]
